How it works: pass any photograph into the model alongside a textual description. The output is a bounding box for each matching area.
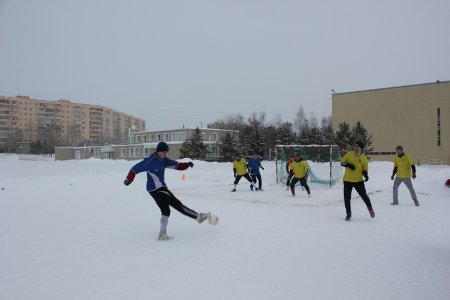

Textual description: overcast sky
[1,0,449,130]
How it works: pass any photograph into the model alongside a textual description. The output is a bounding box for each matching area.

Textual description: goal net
[275,144,342,187]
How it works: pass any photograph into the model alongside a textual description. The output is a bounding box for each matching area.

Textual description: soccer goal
[275,144,342,187]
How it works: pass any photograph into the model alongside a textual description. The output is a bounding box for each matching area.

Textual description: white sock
[160,215,169,234]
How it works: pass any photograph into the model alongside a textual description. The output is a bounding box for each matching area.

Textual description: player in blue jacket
[247,152,265,191]
[123,142,210,241]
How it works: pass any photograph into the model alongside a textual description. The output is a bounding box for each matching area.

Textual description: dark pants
[149,187,197,219]
[234,173,255,185]
[286,173,294,186]
[251,174,262,189]
[343,181,373,214]
[290,176,310,194]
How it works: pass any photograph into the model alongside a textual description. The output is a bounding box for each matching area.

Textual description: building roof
[332,80,450,96]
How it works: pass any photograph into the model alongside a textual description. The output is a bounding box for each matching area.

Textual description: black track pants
[234,173,255,185]
[290,176,310,194]
[286,173,294,187]
[149,187,197,219]
[343,181,373,214]
[251,174,262,189]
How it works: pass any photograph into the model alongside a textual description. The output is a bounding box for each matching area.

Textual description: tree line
[179,106,374,162]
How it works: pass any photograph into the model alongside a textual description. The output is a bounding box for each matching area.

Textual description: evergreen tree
[277,122,296,145]
[179,127,208,159]
[307,126,323,145]
[238,125,254,156]
[335,122,352,153]
[219,132,237,162]
[262,124,278,159]
[351,121,374,152]
[239,113,265,157]
[320,116,335,144]
[30,140,44,154]
[297,118,311,145]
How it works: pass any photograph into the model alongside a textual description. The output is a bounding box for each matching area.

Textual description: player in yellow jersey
[231,153,256,192]
[340,141,375,221]
[289,152,311,197]
[391,145,419,206]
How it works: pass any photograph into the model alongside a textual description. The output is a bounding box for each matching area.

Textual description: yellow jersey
[341,150,368,182]
[233,158,248,176]
[394,154,414,178]
[290,160,309,178]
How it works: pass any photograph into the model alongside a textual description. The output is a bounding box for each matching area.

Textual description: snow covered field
[1,154,449,300]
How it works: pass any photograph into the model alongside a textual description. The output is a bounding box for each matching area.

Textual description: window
[130,135,135,143]
[210,145,218,156]
[157,133,161,141]
[93,149,101,158]
[212,133,218,141]
[366,151,396,155]
[437,108,441,146]
[129,147,140,157]
[136,135,141,143]
[121,148,126,157]
[143,134,148,142]
[171,132,186,142]
[150,134,154,142]
[164,133,170,141]
[144,148,150,157]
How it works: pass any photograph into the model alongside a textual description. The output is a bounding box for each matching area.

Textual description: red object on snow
[446,179,450,187]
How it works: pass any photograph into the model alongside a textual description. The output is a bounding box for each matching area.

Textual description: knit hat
[354,141,364,149]
[156,142,169,152]
[396,145,403,151]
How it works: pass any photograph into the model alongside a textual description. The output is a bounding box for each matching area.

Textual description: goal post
[275,144,342,187]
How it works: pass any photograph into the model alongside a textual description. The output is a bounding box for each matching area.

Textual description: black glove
[412,174,416,179]
[261,166,265,170]
[341,162,355,170]
[187,162,194,168]
[124,179,131,186]
[363,171,369,182]
[391,175,395,180]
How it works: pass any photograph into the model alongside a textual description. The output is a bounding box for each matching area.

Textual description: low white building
[55,127,239,161]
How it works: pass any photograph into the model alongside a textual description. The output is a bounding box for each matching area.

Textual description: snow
[1,154,450,300]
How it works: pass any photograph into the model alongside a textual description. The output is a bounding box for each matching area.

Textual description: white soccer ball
[208,214,219,225]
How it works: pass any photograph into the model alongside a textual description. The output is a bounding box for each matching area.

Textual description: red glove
[177,162,191,170]
[124,170,136,186]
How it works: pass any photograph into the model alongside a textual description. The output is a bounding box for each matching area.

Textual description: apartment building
[55,127,240,161]
[0,95,145,151]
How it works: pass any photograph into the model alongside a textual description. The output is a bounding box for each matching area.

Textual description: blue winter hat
[156,142,169,152]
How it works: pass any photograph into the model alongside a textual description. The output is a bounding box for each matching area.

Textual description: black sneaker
[250,184,253,191]
[390,202,398,205]
[231,188,236,192]
[369,209,375,218]
[345,213,351,221]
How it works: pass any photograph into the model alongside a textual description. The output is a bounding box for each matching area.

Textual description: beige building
[55,127,239,161]
[332,81,450,165]
[0,95,145,151]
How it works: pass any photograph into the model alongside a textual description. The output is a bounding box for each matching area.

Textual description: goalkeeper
[289,152,311,197]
